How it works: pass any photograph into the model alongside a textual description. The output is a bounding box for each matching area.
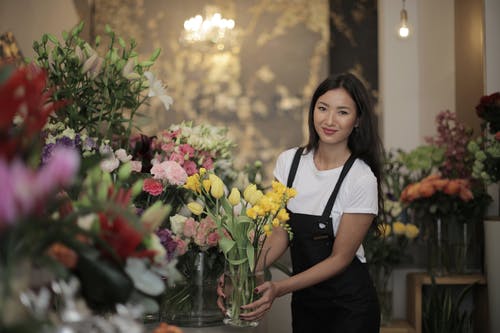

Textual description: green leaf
[47,33,59,44]
[118,37,126,48]
[246,244,255,272]
[149,48,161,61]
[227,257,248,265]
[218,237,235,255]
[139,60,155,67]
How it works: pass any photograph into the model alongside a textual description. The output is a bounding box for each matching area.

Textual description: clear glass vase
[160,249,224,327]
[427,217,479,276]
[369,265,393,326]
[223,263,265,328]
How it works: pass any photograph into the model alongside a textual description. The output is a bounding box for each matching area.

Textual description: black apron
[287,148,380,333]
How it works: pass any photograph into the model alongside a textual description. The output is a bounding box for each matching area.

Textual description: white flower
[115,148,132,162]
[169,214,188,235]
[77,213,97,230]
[144,71,173,110]
[100,155,120,173]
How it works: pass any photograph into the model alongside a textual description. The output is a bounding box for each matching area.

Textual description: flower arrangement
[0,55,179,332]
[468,92,500,184]
[131,121,236,224]
[158,214,225,326]
[182,169,296,327]
[364,149,420,324]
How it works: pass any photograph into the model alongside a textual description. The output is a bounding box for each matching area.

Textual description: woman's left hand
[239,281,278,322]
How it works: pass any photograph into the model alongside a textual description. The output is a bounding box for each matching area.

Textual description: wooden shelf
[381,319,415,333]
[406,272,488,333]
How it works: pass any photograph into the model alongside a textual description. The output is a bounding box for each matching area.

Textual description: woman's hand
[216,274,226,314]
[239,281,278,322]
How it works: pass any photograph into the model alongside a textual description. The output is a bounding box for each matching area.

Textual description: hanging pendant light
[398,0,410,38]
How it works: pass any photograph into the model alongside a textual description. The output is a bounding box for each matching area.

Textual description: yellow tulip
[187,202,204,215]
[210,179,224,199]
[228,187,241,206]
[392,221,406,235]
[202,179,211,192]
[243,184,258,202]
[405,224,420,239]
[248,190,263,206]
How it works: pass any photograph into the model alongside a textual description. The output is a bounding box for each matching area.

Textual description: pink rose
[183,217,198,238]
[202,156,214,170]
[207,232,220,247]
[143,178,163,196]
[175,237,188,256]
[161,142,175,153]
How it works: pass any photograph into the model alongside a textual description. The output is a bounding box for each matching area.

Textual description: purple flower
[156,228,178,261]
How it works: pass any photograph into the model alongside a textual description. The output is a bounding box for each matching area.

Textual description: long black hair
[304,73,385,228]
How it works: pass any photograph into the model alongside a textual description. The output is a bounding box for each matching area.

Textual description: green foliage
[32,21,160,143]
[422,281,474,333]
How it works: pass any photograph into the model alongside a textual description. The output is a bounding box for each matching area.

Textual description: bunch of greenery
[32,21,166,143]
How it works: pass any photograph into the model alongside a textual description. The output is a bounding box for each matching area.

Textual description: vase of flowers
[158,214,225,327]
[183,170,296,327]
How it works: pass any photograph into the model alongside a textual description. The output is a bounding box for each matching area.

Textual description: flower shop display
[158,214,225,327]
[364,150,420,325]
[0,63,181,332]
[400,110,491,276]
[183,170,296,327]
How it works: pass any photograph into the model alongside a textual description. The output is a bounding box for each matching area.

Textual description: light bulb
[398,6,410,39]
[399,25,409,38]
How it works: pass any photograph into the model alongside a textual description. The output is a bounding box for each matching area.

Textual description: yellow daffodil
[228,188,241,206]
[187,202,204,215]
[263,224,272,236]
[272,218,280,227]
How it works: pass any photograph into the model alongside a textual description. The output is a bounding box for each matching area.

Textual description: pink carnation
[179,144,195,158]
[143,178,164,196]
[174,237,188,256]
[202,156,214,170]
[183,160,198,176]
[151,160,188,185]
[169,152,185,165]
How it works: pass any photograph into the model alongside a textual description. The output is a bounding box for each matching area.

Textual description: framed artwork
[0,32,24,66]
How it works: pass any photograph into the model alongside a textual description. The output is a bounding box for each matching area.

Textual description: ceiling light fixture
[398,0,410,39]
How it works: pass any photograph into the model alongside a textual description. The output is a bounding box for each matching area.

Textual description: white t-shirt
[273,147,378,262]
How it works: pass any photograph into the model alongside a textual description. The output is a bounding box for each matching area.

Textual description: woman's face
[313,88,358,148]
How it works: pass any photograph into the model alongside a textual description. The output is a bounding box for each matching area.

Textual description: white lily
[144,71,173,110]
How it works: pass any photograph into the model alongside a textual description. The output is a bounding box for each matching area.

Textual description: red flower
[143,178,164,196]
[98,212,156,262]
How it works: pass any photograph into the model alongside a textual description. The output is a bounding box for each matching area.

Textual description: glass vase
[427,217,478,276]
[369,265,393,326]
[223,262,265,328]
[160,249,224,327]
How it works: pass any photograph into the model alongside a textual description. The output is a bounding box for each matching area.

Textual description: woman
[220,72,384,332]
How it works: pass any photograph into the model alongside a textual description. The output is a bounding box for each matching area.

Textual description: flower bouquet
[0,63,180,332]
[158,214,225,326]
[183,170,296,327]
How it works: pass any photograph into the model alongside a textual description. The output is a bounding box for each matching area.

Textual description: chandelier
[180,6,237,51]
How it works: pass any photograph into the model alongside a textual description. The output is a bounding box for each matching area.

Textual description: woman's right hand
[216,273,226,313]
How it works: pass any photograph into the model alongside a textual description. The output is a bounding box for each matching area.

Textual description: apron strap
[321,154,357,219]
[287,147,305,188]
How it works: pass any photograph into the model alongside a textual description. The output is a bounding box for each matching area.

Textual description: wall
[0,0,79,61]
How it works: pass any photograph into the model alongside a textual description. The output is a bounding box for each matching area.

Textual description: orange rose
[421,173,441,183]
[443,179,461,196]
[419,182,436,198]
[432,178,449,191]
[459,187,474,201]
